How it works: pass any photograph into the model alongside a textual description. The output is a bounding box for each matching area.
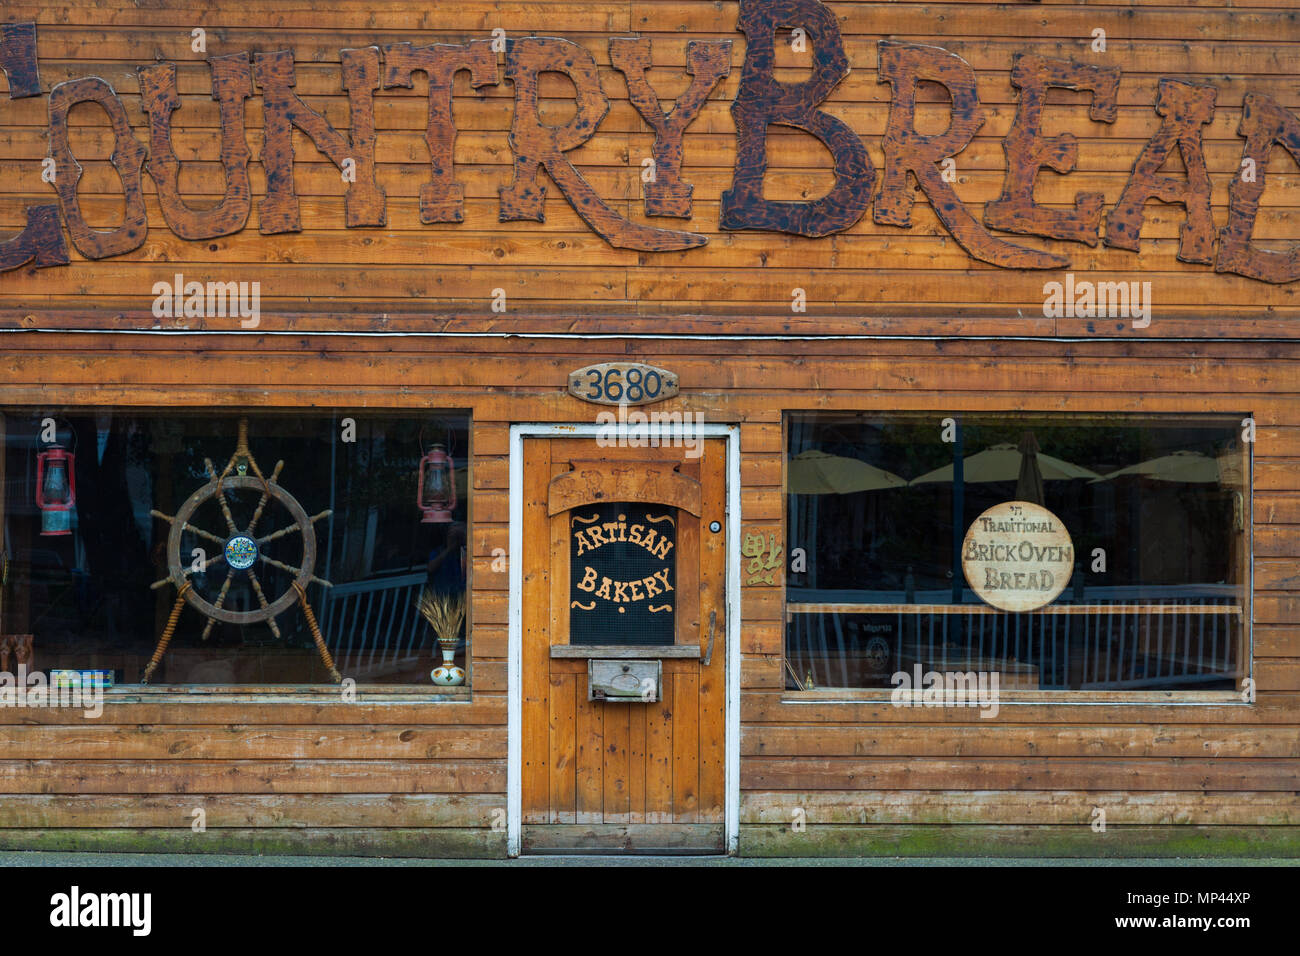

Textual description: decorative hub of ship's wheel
[224,534,259,571]
[144,417,340,683]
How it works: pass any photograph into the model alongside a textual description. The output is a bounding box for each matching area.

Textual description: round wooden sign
[961,500,1074,612]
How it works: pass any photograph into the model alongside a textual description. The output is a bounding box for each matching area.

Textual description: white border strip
[507,425,526,858]
[507,422,741,857]
[724,421,742,853]
[2,327,1284,345]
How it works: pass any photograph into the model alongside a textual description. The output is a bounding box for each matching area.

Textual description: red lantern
[36,445,76,536]
[418,444,456,523]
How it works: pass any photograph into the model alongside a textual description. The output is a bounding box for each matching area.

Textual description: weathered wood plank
[522,822,723,853]
[0,759,505,793]
[548,672,577,825]
[738,824,1300,858]
[743,756,1300,791]
[0,725,505,760]
[0,826,507,858]
[0,792,502,828]
[672,671,700,823]
[740,790,1300,826]
[743,725,1300,759]
[741,691,1300,724]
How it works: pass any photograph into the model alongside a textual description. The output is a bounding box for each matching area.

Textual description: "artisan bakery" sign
[569,503,676,645]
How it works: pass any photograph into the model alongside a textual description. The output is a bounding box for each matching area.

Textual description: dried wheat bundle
[419,589,465,644]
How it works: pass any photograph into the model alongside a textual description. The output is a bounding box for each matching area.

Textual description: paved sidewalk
[1,851,1294,866]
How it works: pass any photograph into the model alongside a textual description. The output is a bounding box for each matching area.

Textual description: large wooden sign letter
[610,37,731,218]
[47,77,148,259]
[255,48,386,233]
[0,21,41,97]
[384,40,498,224]
[874,41,1066,270]
[140,55,253,240]
[1216,93,1300,284]
[0,22,68,273]
[719,0,873,237]
[0,205,68,274]
[984,55,1120,246]
[1106,79,1217,264]
[499,37,705,251]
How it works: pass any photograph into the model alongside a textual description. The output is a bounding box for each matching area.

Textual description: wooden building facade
[0,0,1296,857]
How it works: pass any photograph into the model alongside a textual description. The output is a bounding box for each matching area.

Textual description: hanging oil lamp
[417,444,456,524]
[36,444,76,536]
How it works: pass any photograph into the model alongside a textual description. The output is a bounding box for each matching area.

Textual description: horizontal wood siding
[735,340,1299,851]
[0,334,1292,853]
[0,0,1296,855]
[0,1,1298,335]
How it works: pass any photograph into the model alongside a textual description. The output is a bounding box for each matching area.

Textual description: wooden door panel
[672,671,700,823]
[521,437,726,849]
[548,672,576,825]
[645,681,674,824]
[573,669,603,825]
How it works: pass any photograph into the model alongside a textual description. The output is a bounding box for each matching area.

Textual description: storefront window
[784,413,1248,693]
[0,409,470,686]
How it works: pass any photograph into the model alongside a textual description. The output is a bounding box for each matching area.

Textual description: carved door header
[547,460,702,516]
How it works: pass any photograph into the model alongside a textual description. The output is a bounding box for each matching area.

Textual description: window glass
[785,413,1248,692]
[0,409,469,686]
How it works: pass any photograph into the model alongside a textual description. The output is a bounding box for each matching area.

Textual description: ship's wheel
[143,418,340,683]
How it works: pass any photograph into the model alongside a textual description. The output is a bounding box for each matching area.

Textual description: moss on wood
[0,827,506,859]
[739,825,1300,858]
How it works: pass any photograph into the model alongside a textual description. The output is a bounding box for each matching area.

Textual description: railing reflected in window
[784,413,1249,693]
[0,408,470,686]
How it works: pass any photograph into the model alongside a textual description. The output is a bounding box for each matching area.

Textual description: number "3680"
[567,363,679,406]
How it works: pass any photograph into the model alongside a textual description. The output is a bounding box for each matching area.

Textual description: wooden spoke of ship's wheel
[204,458,241,536]
[258,553,332,590]
[193,550,226,575]
[149,549,226,591]
[150,510,227,550]
[186,524,228,549]
[257,510,331,548]
[245,567,282,639]
[247,460,285,535]
[201,569,237,641]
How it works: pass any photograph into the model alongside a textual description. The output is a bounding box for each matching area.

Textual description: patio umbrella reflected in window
[909,441,1102,487]
[1093,449,1228,484]
[785,450,909,495]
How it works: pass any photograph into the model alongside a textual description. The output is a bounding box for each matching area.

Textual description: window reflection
[785,414,1247,692]
[0,409,470,686]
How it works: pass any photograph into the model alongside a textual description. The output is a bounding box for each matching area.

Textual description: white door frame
[507,422,742,857]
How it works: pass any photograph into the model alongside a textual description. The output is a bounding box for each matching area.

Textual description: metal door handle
[702,609,717,666]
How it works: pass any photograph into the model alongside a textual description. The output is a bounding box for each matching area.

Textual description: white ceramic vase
[431,639,465,686]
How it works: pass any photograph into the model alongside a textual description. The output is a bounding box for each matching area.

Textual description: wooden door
[521,437,727,853]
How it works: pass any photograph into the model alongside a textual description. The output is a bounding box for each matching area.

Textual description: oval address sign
[568,362,679,406]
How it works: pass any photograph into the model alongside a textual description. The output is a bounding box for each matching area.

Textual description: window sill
[97,684,473,703]
[780,689,1248,705]
[551,645,700,659]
